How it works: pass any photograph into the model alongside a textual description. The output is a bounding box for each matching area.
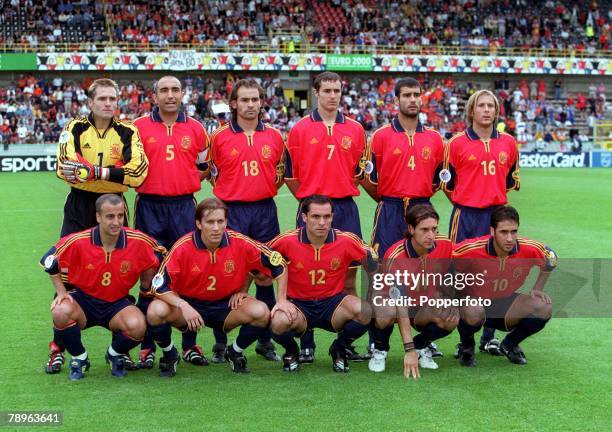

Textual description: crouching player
[40,194,165,380]
[146,198,288,376]
[453,206,556,366]
[368,205,458,377]
[268,195,378,373]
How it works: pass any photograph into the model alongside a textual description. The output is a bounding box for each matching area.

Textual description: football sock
[458,319,482,348]
[181,330,198,351]
[480,326,496,344]
[503,315,549,349]
[55,321,85,357]
[300,328,315,350]
[235,324,260,351]
[213,328,228,346]
[337,320,369,350]
[53,327,65,352]
[271,330,300,355]
[255,283,275,344]
[370,324,393,351]
[149,323,172,349]
[414,323,451,349]
[111,331,141,355]
[73,352,88,361]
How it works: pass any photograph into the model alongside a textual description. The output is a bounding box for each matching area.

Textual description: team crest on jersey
[120,260,131,274]
[330,257,341,271]
[269,251,283,266]
[224,260,235,274]
[341,136,352,150]
[181,135,192,151]
[261,145,272,159]
[146,136,156,145]
[421,146,431,160]
[110,144,120,159]
[512,267,523,279]
[498,151,508,165]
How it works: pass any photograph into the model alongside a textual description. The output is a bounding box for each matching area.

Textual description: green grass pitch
[0,169,610,431]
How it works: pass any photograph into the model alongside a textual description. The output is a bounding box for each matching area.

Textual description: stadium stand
[0,73,607,148]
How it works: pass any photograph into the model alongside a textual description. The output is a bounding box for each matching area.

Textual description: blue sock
[414,323,451,349]
[271,330,299,355]
[503,315,549,349]
[235,324,260,351]
[370,324,393,351]
[53,327,65,351]
[111,331,141,355]
[300,328,315,350]
[55,323,85,357]
[337,320,368,350]
[255,283,276,345]
[458,319,482,348]
[181,330,198,351]
[480,327,496,344]
[213,327,228,346]
[149,323,172,349]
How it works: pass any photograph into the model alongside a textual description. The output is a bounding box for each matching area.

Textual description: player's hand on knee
[229,292,249,310]
[271,300,298,322]
[179,302,203,331]
[530,290,551,304]
[403,351,420,379]
[51,293,74,310]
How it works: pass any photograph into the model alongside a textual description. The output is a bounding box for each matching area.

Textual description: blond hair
[88,78,119,99]
[465,90,499,126]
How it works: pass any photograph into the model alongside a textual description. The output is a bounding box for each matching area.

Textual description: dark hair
[404,204,439,238]
[229,78,265,120]
[313,72,341,91]
[301,195,333,215]
[394,77,421,97]
[153,75,183,94]
[491,205,520,229]
[195,198,228,221]
[95,193,123,213]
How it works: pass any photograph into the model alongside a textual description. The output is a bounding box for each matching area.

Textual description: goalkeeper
[43,78,148,376]
[56,78,148,236]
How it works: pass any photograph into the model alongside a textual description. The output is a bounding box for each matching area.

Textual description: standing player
[368,205,458,376]
[40,194,164,380]
[452,206,555,366]
[133,76,210,369]
[46,78,148,374]
[207,78,285,363]
[268,195,378,373]
[363,77,445,357]
[443,89,520,353]
[146,198,288,376]
[365,78,445,258]
[285,72,367,362]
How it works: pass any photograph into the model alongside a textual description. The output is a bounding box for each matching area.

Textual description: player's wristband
[404,342,415,353]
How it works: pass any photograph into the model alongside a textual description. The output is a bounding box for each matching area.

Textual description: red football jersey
[285,109,366,199]
[154,230,286,301]
[210,119,285,201]
[444,128,520,208]
[384,235,453,299]
[368,118,444,198]
[134,108,209,196]
[269,228,373,300]
[452,235,557,300]
[41,227,162,302]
